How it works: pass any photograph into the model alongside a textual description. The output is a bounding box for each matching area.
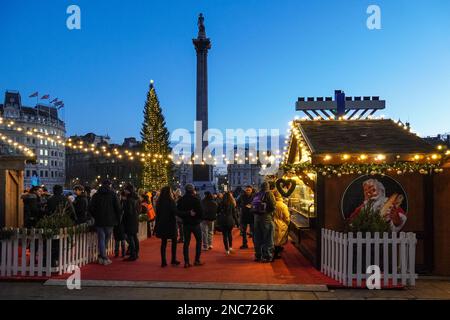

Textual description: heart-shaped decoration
[275,178,297,198]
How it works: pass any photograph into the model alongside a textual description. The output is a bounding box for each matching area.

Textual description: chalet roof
[296,119,435,155]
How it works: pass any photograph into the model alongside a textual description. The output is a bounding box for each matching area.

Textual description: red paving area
[57,229,340,286]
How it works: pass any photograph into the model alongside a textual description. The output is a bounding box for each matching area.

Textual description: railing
[1,221,149,278]
[0,227,113,277]
[321,228,417,287]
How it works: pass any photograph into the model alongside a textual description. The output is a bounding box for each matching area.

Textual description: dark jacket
[201,198,218,221]
[22,193,44,228]
[177,193,203,226]
[73,193,89,224]
[88,186,121,227]
[260,191,276,215]
[237,193,254,225]
[217,203,239,230]
[46,194,76,220]
[155,199,179,239]
[122,193,140,234]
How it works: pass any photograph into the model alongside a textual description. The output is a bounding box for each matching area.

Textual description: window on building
[40,139,43,145]
[26,170,30,177]
[44,149,48,156]
[39,149,43,156]
[45,171,48,177]
[40,171,44,177]
[51,171,54,178]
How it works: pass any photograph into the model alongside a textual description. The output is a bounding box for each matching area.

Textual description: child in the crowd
[141,193,156,237]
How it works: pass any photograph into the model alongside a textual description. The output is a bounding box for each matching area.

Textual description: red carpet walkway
[61,229,340,286]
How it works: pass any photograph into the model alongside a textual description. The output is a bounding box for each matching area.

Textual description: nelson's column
[192,13,214,191]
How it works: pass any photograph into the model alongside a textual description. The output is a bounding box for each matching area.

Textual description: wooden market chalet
[281,90,450,276]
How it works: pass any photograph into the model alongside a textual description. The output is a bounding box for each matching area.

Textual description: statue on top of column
[198,13,206,36]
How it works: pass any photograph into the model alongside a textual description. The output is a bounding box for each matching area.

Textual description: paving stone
[289,292,318,300]
[267,291,292,300]
[220,290,247,300]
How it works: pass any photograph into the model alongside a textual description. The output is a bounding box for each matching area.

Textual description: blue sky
[1,0,449,143]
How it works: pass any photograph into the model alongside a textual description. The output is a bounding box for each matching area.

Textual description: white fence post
[347,232,354,287]
[29,229,36,276]
[391,232,398,286]
[21,229,27,276]
[320,229,417,288]
[12,229,19,276]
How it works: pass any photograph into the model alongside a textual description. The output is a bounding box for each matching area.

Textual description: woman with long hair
[217,191,238,255]
[155,186,181,267]
[122,184,140,261]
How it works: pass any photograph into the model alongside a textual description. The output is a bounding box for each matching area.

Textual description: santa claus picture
[343,176,408,232]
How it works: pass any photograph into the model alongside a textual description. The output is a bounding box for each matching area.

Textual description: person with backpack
[251,182,276,263]
[217,192,239,255]
[141,194,156,237]
[200,191,218,251]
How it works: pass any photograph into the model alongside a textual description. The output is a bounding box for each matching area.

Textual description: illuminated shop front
[279,118,450,275]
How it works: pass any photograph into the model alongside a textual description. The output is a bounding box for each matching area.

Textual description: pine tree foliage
[140,81,173,191]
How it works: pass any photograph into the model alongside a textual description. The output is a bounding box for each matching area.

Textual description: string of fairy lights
[1,115,449,173]
[0,117,282,165]
[281,117,450,177]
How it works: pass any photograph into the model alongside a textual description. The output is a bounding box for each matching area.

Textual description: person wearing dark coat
[253,182,276,263]
[22,186,45,228]
[88,180,121,265]
[217,192,239,255]
[46,185,76,220]
[155,186,181,267]
[177,184,204,268]
[113,191,127,258]
[73,185,89,224]
[200,192,218,251]
[237,186,255,249]
[121,184,140,261]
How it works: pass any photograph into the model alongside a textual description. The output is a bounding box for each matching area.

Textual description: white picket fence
[321,228,417,287]
[0,227,114,277]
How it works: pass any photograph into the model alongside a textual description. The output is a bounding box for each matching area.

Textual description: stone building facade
[0,91,66,190]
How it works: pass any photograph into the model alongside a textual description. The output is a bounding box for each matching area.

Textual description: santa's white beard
[365,196,387,213]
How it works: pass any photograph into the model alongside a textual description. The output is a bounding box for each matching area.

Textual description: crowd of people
[155,181,291,268]
[21,180,291,268]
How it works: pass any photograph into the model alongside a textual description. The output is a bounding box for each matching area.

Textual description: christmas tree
[140,80,173,191]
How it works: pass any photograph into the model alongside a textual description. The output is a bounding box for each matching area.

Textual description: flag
[55,100,63,106]
[41,94,50,99]
[29,92,38,98]
[50,98,58,103]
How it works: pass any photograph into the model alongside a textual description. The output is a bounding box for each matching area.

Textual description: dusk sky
[1,0,449,143]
